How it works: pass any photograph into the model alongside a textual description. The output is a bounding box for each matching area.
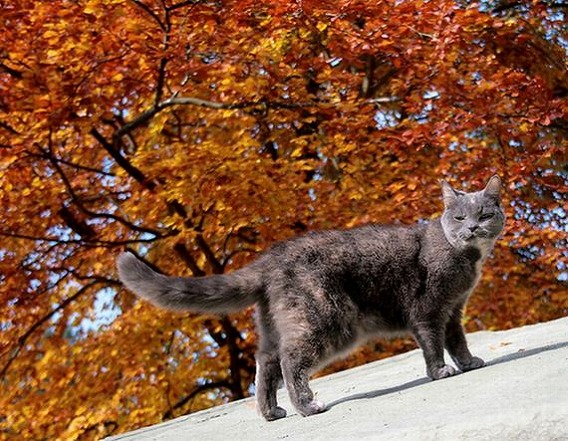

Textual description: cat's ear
[440,180,459,207]
[483,175,502,201]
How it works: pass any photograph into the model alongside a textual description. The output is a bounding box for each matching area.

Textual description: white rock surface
[108,317,568,441]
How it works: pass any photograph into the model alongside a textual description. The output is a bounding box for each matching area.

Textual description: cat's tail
[116,253,265,313]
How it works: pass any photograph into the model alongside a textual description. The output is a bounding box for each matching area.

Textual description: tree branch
[114,105,164,140]
[0,281,100,380]
[128,0,166,31]
[0,230,161,247]
[90,127,156,190]
[155,58,168,107]
[0,62,23,79]
[29,149,115,177]
[163,380,232,420]
[40,143,166,237]
[113,96,312,143]
[81,420,119,438]
[173,242,206,277]
[0,120,21,135]
[493,1,568,13]
[221,247,258,270]
[123,247,169,276]
[155,2,171,106]
[167,0,199,11]
[195,234,223,274]
[220,317,245,399]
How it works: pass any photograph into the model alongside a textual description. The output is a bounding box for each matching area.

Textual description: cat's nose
[468,225,479,233]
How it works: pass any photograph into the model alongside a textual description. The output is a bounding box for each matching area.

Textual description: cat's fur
[117,175,505,421]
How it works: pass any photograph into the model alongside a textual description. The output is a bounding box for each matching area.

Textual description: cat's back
[264,223,425,270]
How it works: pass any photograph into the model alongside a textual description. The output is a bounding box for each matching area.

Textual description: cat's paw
[265,406,287,421]
[458,356,485,372]
[298,400,327,417]
[429,364,457,380]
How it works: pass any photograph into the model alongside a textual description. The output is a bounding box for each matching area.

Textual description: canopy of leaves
[1,0,566,439]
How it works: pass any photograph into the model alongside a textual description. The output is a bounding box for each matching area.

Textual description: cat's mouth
[459,232,483,242]
[459,230,493,244]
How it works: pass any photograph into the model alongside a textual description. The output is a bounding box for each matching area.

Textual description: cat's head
[440,175,505,253]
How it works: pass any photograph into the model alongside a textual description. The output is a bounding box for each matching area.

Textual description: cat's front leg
[255,351,287,421]
[411,320,457,380]
[445,307,485,372]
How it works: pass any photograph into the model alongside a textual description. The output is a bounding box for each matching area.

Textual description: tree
[0,0,566,438]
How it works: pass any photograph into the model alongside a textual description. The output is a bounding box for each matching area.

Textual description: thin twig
[163,380,232,420]
[90,127,156,190]
[0,281,100,380]
[40,144,165,237]
[167,0,199,11]
[129,0,166,31]
[0,230,161,246]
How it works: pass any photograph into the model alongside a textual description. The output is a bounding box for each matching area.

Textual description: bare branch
[0,120,21,135]
[113,106,164,141]
[167,0,199,11]
[90,127,157,190]
[220,316,245,399]
[29,150,115,177]
[155,58,168,106]
[195,234,223,274]
[40,144,166,237]
[113,96,312,143]
[155,0,171,105]
[165,96,311,110]
[0,230,161,247]
[173,242,206,277]
[493,1,568,13]
[70,271,122,287]
[124,247,168,275]
[0,62,23,79]
[0,281,100,380]
[82,420,118,438]
[163,96,248,109]
[163,380,232,420]
[128,0,166,31]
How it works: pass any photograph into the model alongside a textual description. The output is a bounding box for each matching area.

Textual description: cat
[117,175,506,421]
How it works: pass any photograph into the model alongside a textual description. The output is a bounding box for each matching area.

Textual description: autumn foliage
[0,0,566,439]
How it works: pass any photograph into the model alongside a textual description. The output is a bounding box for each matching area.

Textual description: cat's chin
[446,236,472,249]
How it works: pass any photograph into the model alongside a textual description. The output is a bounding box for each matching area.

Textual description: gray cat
[117,175,505,421]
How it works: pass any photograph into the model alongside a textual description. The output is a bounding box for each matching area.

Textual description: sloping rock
[108,317,568,441]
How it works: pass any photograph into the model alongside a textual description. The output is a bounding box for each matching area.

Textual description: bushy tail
[116,253,264,313]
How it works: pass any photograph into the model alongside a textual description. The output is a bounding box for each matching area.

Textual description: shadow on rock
[326,377,431,410]
[486,341,568,367]
[327,340,568,411]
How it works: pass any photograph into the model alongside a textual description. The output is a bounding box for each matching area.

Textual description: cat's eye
[454,215,466,222]
[479,213,494,221]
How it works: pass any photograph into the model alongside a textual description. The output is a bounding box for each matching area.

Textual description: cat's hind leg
[280,348,327,417]
[256,351,286,420]
[255,303,287,421]
[273,298,328,416]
